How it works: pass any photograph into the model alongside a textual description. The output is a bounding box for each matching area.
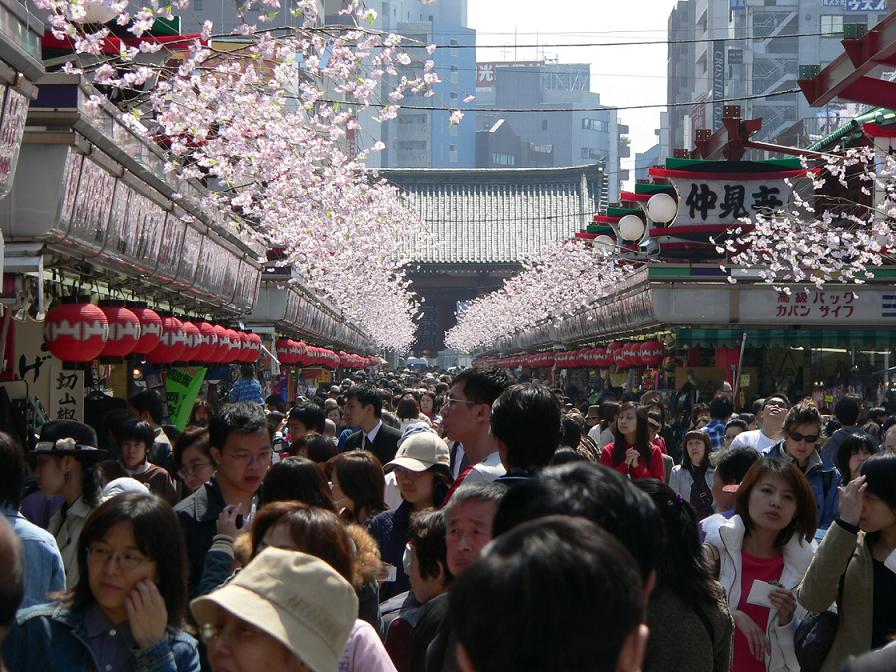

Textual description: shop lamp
[594,235,615,255]
[646,193,678,224]
[618,214,646,242]
[81,2,119,24]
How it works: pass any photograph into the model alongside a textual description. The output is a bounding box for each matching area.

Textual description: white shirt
[729,429,778,453]
[363,420,383,448]
[462,451,506,484]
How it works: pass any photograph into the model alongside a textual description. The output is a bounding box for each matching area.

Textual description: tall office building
[663,0,892,155]
[474,61,628,202]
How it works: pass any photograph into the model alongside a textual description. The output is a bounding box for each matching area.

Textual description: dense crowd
[1,366,896,672]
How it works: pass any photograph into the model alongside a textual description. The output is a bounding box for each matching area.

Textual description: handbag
[794,553,852,672]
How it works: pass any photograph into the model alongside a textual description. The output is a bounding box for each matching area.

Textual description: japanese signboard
[49,360,84,422]
[821,0,886,10]
[712,41,725,130]
[665,177,791,226]
[165,367,207,431]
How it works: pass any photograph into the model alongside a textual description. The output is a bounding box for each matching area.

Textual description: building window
[582,118,608,132]
[541,119,548,131]
[821,15,844,36]
[399,114,427,124]
[194,0,203,8]
[398,141,427,151]
[449,91,458,101]
[449,144,458,162]
[450,65,459,84]
[492,153,516,166]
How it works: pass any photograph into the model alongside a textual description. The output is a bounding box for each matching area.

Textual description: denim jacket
[1,503,65,609]
[3,602,200,672]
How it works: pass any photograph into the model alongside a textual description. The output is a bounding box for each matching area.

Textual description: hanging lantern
[222,329,240,364]
[146,315,187,364]
[613,342,630,369]
[622,342,643,367]
[244,332,262,363]
[640,340,666,368]
[44,297,109,363]
[196,322,219,363]
[97,301,140,361]
[606,342,623,367]
[180,321,202,362]
[80,2,120,24]
[592,346,610,368]
[129,303,163,355]
[276,338,294,365]
[211,325,230,363]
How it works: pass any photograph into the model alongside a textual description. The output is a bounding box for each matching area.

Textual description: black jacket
[344,423,402,465]
[173,475,227,598]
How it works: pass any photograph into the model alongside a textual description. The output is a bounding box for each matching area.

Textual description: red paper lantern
[224,329,241,364]
[44,299,109,363]
[196,322,219,363]
[180,322,202,362]
[98,301,140,360]
[129,304,163,355]
[612,342,629,369]
[606,341,623,366]
[244,332,262,363]
[146,316,187,364]
[276,338,294,365]
[640,340,665,368]
[212,325,230,363]
[622,342,643,367]
[591,346,610,367]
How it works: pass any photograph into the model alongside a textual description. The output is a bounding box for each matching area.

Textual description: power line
[311,88,801,113]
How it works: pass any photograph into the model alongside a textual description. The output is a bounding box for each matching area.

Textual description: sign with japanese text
[667,177,791,226]
[822,0,886,10]
[165,367,207,431]
[49,360,84,422]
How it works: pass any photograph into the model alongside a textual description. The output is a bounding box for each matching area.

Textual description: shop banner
[49,360,84,422]
[165,367,207,430]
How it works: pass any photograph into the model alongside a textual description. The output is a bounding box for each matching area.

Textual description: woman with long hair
[369,433,454,600]
[835,434,877,484]
[33,421,107,587]
[797,452,896,671]
[172,428,215,496]
[670,430,715,520]
[636,480,733,672]
[327,451,388,527]
[3,493,199,671]
[599,402,665,481]
[259,456,335,510]
[704,458,818,672]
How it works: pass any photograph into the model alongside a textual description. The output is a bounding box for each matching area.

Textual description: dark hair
[409,509,452,585]
[118,419,156,454]
[611,402,653,469]
[451,367,515,406]
[860,452,896,512]
[634,480,723,606]
[250,501,353,582]
[725,418,749,434]
[493,462,663,582]
[345,385,384,418]
[867,407,886,423]
[560,416,582,449]
[646,400,668,426]
[681,430,712,470]
[709,395,734,420]
[128,390,166,425]
[265,394,287,414]
[68,493,187,626]
[783,401,822,436]
[288,402,326,434]
[187,401,211,427]
[259,457,336,511]
[305,434,337,464]
[0,432,25,508]
[490,383,562,470]
[209,402,270,451]
[834,395,861,426]
[837,434,878,482]
[690,403,710,427]
[763,393,792,410]
[736,457,818,546]
[714,445,762,484]
[396,398,420,420]
[450,515,644,672]
[239,364,255,379]
[0,518,22,627]
[600,401,621,429]
[549,447,587,466]
[101,408,134,450]
[172,427,211,470]
[326,451,387,520]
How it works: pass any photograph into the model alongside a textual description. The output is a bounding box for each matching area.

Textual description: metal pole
[732,331,748,403]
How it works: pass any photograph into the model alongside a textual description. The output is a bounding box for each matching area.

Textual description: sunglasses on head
[789,431,819,443]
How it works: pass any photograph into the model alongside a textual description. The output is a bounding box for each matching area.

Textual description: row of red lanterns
[477,340,667,370]
[43,299,263,365]
[275,339,374,370]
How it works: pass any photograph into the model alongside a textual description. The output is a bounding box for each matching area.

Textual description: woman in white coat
[704,457,818,672]
[670,430,715,520]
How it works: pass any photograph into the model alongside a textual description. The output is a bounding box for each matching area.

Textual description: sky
[467,0,681,188]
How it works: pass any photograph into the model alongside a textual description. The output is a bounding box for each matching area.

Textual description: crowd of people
[1,365,896,671]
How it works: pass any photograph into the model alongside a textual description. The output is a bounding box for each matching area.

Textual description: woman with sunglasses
[3,492,199,671]
[765,401,842,541]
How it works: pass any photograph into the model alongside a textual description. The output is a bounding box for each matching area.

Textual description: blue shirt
[227,377,264,404]
[2,503,65,609]
[83,603,137,672]
[701,419,727,452]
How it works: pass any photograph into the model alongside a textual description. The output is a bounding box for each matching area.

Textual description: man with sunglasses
[440,368,514,500]
[764,400,841,541]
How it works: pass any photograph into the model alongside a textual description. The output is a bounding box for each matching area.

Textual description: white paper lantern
[81,2,119,24]
[618,214,646,242]
[647,192,678,224]
[594,234,615,255]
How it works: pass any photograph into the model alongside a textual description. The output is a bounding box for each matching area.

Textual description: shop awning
[677,328,896,349]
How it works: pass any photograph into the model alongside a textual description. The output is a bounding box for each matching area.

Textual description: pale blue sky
[468,0,681,186]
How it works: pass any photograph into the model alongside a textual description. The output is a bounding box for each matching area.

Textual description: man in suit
[343,384,401,465]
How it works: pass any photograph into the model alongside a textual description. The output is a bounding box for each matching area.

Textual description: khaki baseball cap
[383,431,450,473]
[191,548,358,672]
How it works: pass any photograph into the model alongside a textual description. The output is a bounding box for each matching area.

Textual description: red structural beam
[692,106,763,161]
[798,11,896,108]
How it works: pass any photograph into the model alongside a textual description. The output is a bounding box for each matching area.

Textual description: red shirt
[732,550,785,672]
[599,442,665,481]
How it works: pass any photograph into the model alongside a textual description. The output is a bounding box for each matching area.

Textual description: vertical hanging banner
[49,360,84,422]
[165,367,207,430]
[712,40,725,130]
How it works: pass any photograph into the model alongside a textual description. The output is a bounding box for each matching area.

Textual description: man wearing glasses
[441,368,514,499]
[175,402,272,597]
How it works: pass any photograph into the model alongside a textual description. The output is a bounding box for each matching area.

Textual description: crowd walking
[2,366,896,671]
